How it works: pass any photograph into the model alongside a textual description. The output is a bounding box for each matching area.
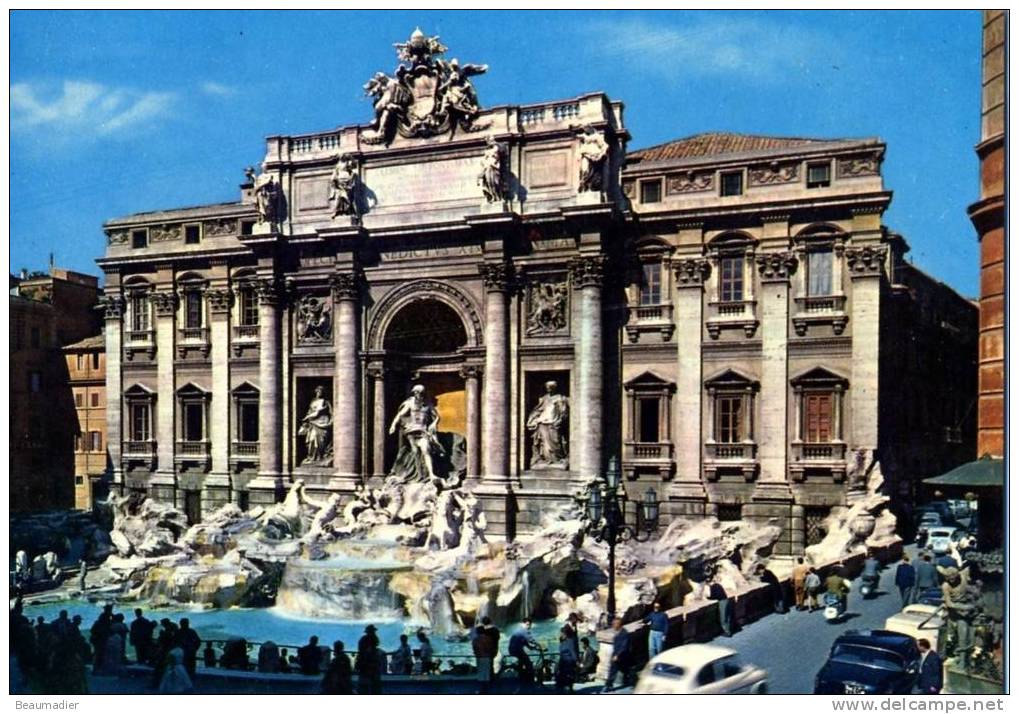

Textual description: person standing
[175,619,201,678]
[355,626,383,695]
[643,601,669,659]
[708,577,734,637]
[914,554,939,600]
[916,638,944,694]
[89,605,113,672]
[130,609,154,664]
[577,637,600,681]
[321,641,353,695]
[77,560,88,594]
[554,625,578,692]
[805,568,823,611]
[895,555,917,606]
[298,635,324,675]
[416,630,434,675]
[390,634,413,675]
[602,618,631,692]
[791,558,811,610]
[759,565,787,614]
[472,623,498,694]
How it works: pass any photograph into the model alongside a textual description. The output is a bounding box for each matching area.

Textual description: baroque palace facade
[98,30,975,552]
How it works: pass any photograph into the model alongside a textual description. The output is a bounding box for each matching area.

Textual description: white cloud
[11,80,176,137]
[585,15,836,83]
[200,81,237,98]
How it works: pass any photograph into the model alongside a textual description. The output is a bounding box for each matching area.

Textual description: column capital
[569,254,606,289]
[330,270,363,302]
[755,252,798,283]
[672,257,711,286]
[151,291,178,317]
[844,245,887,277]
[205,287,233,314]
[253,277,284,306]
[459,364,484,380]
[101,295,126,320]
[478,261,513,292]
[366,363,385,380]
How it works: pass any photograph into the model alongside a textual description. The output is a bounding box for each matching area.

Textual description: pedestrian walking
[916,639,944,694]
[642,601,669,659]
[915,554,939,600]
[321,641,353,695]
[601,617,631,692]
[792,558,811,610]
[805,568,823,611]
[577,637,600,682]
[895,555,917,606]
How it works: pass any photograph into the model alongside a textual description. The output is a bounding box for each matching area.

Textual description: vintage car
[927,526,962,556]
[884,604,945,652]
[814,630,921,694]
[634,644,769,694]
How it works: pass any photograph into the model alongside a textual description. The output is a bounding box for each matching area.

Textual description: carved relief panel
[524,276,569,337]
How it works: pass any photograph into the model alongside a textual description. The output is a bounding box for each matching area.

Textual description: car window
[720,656,743,679]
[831,644,905,671]
[651,663,684,679]
[696,663,717,686]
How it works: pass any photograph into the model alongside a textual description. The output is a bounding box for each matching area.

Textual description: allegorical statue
[245,166,281,225]
[527,380,569,469]
[578,126,610,193]
[299,385,333,465]
[389,384,447,483]
[329,154,360,221]
[477,137,505,203]
[437,58,488,130]
[296,294,331,343]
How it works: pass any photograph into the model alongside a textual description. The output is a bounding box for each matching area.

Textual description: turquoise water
[21,599,563,659]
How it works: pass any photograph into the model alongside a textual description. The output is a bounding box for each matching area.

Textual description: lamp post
[584,456,660,621]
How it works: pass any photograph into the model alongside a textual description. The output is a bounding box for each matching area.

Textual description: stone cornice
[204,288,233,313]
[756,252,798,282]
[151,291,178,317]
[478,261,513,292]
[673,257,711,287]
[844,245,887,277]
[330,271,363,301]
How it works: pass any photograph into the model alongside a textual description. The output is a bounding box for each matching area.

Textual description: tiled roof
[628,132,848,163]
[63,333,105,350]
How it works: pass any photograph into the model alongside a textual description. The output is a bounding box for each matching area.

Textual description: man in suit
[916,638,944,694]
[914,554,940,601]
[602,617,631,692]
[895,555,917,606]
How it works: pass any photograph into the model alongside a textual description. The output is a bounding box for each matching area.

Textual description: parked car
[814,630,921,694]
[947,499,971,520]
[927,526,961,555]
[916,513,943,546]
[884,604,945,652]
[634,644,769,694]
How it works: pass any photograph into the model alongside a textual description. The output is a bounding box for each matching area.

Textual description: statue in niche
[329,154,361,221]
[526,282,568,335]
[296,294,331,343]
[299,386,333,465]
[477,137,505,203]
[578,126,610,193]
[527,380,570,469]
[245,166,281,225]
[388,384,446,485]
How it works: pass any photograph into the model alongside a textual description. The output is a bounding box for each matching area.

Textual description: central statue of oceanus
[387,384,466,486]
[363,28,489,146]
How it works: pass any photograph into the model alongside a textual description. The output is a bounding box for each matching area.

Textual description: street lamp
[583,456,660,621]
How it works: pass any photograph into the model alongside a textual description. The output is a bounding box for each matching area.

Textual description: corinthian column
[256,279,283,482]
[460,364,483,479]
[206,287,232,487]
[152,290,178,491]
[103,295,126,490]
[479,262,511,483]
[570,255,606,481]
[332,272,362,480]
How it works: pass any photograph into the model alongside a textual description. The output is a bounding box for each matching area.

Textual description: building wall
[66,344,108,510]
[970,9,1006,457]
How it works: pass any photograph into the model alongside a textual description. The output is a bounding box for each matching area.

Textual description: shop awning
[923,455,1004,489]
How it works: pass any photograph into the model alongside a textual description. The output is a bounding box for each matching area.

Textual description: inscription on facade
[366,156,480,207]
[381,244,482,261]
[525,149,570,189]
[295,176,332,212]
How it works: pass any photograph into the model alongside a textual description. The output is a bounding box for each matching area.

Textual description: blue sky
[10,10,982,296]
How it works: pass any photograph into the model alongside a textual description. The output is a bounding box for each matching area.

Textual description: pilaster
[152,289,178,492]
[671,257,709,498]
[103,295,126,489]
[206,286,232,489]
[845,245,886,452]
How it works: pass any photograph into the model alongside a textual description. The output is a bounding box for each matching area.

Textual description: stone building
[969,10,1006,459]
[65,333,109,510]
[10,267,102,512]
[97,30,976,549]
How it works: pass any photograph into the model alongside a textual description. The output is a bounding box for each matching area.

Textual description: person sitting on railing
[298,635,323,675]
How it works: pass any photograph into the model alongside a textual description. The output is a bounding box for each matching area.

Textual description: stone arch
[367,279,484,351]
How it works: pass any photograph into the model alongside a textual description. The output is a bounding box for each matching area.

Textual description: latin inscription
[381,244,483,261]
[526,149,570,189]
[366,156,479,207]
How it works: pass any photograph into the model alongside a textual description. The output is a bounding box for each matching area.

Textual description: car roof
[833,630,917,654]
[651,643,736,667]
[928,527,955,535]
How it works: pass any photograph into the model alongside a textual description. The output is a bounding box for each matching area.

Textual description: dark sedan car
[814,630,921,694]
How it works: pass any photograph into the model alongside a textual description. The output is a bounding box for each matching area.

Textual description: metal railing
[233,324,259,340]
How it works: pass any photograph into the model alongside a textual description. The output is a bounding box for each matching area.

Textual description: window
[720,171,743,196]
[804,393,834,443]
[92,353,100,370]
[184,224,201,245]
[178,384,208,443]
[30,327,40,348]
[74,435,82,452]
[184,290,203,329]
[717,504,742,522]
[719,255,745,302]
[76,354,84,370]
[75,393,83,408]
[807,250,834,296]
[131,295,150,332]
[807,162,831,189]
[75,475,85,486]
[238,402,260,442]
[131,229,148,249]
[716,395,744,443]
[241,220,256,236]
[639,263,662,305]
[638,397,660,443]
[91,392,100,407]
[130,403,151,441]
[236,491,250,512]
[239,288,260,326]
[640,179,662,204]
[89,431,102,452]
[29,371,42,393]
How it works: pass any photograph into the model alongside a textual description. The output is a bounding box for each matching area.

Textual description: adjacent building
[97,30,977,550]
[65,333,109,510]
[10,267,102,512]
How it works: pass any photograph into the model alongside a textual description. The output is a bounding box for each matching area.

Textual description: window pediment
[705,368,759,392]
[790,366,848,390]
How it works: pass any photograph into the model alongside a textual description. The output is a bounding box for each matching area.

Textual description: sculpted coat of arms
[364,28,489,145]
